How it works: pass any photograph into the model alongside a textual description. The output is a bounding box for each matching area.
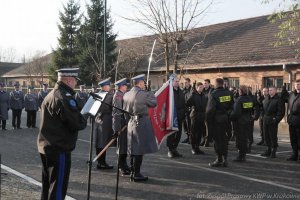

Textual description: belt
[131,114,147,120]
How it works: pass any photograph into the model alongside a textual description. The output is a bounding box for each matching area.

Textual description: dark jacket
[230,95,258,124]
[206,87,233,123]
[173,87,186,121]
[186,91,207,121]
[37,81,87,154]
[262,94,285,125]
[286,91,300,127]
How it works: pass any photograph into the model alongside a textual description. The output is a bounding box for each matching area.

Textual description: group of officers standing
[34,67,300,199]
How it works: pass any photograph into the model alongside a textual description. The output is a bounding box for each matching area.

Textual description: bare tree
[0,47,17,62]
[125,0,213,77]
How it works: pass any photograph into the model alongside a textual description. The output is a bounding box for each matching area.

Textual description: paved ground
[0,110,300,200]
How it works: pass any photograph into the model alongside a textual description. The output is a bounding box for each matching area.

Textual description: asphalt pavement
[0,110,300,200]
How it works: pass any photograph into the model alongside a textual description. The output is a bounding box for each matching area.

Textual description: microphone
[89,92,103,100]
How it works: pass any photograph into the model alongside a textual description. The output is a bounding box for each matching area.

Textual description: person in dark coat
[230,85,259,162]
[282,79,300,162]
[256,88,269,145]
[112,78,130,176]
[167,76,186,158]
[75,85,89,110]
[206,78,233,167]
[203,79,214,147]
[9,82,24,129]
[0,83,9,130]
[181,78,193,144]
[260,86,285,158]
[94,78,114,170]
[186,82,207,155]
[123,74,158,182]
[37,68,87,200]
[38,83,49,108]
[24,86,39,128]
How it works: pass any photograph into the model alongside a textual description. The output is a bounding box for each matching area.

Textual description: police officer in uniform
[113,78,130,175]
[75,85,89,110]
[186,82,207,155]
[123,74,158,182]
[260,86,285,158]
[38,83,49,108]
[9,82,24,129]
[231,85,259,162]
[24,86,38,128]
[0,83,9,130]
[282,79,300,161]
[206,78,233,167]
[94,78,114,170]
[37,68,87,200]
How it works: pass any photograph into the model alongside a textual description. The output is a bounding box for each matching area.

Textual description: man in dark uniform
[231,85,259,162]
[0,83,9,130]
[186,82,207,155]
[38,83,49,108]
[75,85,89,110]
[9,82,24,129]
[37,68,87,200]
[112,78,130,175]
[282,79,300,162]
[167,76,186,158]
[206,78,233,167]
[256,88,269,145]
[181,78,193,144]
[203,79,214,147]
[260,86,285,158]
[123,74,158,182]
[94,78,114,170]
[24,86,39,128]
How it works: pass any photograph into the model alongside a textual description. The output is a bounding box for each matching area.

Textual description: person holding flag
[123,74,158,182]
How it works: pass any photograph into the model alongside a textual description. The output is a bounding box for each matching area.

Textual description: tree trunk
[164,42,170,80]
[174,40,180,74]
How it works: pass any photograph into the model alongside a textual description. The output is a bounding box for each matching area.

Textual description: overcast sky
[0,0,292,61]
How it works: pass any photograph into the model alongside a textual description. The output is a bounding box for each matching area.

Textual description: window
[224,78,240,88]
[263,77,283,90]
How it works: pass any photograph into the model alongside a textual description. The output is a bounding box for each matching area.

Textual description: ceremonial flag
[149,80,178,147]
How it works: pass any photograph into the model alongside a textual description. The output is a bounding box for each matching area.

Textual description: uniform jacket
[0,90,9,120]
[206,87,233,124]
[186,91,207,121]
[9,90,24,110]
[75,91,89,110]
[24,93,38,111]
[230,95,258,124]
[123,86,158,155]
[38,90,49,108]
[262,94,285,125]
[285,91,300,127]
[173,87,186,121]
[37,81,87,154]
[94,91,114,148]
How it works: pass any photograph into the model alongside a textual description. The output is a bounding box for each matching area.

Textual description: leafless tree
[125,0,214,77]
[0,47,17,62]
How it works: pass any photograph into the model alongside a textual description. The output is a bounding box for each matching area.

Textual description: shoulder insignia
[69,99,77,108]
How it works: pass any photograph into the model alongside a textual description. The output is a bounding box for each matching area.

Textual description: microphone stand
[87,92,133,200]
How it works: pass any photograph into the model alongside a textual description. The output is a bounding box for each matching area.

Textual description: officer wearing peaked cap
[24,86,38,128]
[94,77,114,170]
[113,78,131,175]
[9,82,24,129]
[37,68,87,200]
[123,74,158,182]
[38,83,49,108]
[75,85,89,110]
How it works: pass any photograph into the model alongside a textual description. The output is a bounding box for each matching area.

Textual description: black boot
[287,152,298,161]
[119,154,130,176]
[270,147,277,158]
[96,150,113,170]
[209,155,223,167]
[131,155,148,182]
[233,153,246,162]
[247,144,252,153]
[256,140,264,145]
[260,147,271,157]
[222,154,228,167]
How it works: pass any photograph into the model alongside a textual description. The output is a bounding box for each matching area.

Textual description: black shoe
[13,127,17,130]
[168,150,175,158]
[32,126,37,128]
[222,159,228,167]
[17,127,22,129]
[97,163,113,170]
[270,149,276,158]
[200,140,205,146]
[2,128,7,131]
[131,173,148,182]
[119,168,131,176]
[192,148,204,155]
[256,140,264,145]
[209,159,223,167]
[173,150,183,157]
[204,141,210,147]
[181,138,189,144]
[260,149,271,157]
[287,154,298,161]
[233,156,246,162]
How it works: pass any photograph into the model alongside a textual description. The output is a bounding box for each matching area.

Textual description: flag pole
[146,39,157,86]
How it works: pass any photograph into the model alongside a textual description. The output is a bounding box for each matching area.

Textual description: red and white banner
[149,80,178,147]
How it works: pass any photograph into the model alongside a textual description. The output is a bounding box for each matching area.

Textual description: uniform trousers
[12,109,22,128]
[26,110,37,128]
